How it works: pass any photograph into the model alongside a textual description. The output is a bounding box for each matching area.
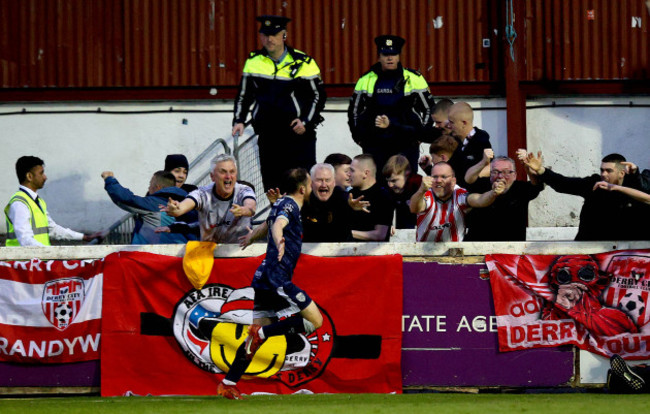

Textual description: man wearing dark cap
[348,35,435,179]
[232,15,326,192]
[164,154,197,193]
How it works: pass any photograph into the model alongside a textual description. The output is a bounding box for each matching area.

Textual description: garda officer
[348,35,435,179]
[232,15,326,192]
[4,156,101,246]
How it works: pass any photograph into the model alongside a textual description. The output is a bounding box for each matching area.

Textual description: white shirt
[462,127,477,149]
[6,186,84,246]
[188,182,256,244]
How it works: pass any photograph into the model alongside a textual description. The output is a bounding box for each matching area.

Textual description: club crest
[42,277,85,331]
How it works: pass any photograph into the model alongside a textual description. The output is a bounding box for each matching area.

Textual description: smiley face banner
[100,251,403,396]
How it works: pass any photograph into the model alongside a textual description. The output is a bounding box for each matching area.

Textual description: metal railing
[100,132,269,244]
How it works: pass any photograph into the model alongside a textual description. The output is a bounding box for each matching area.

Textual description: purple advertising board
[402,262,574,387]
[0,261,574,389]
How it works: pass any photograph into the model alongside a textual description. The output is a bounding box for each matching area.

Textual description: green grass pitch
[0,393,648,414]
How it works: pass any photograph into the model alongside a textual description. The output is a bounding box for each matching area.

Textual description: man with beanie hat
[164,154,197,193]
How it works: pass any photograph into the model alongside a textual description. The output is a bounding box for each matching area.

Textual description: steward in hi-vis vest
[5,190,50,246]
[5,156,100,246]
[232,15,326,192]
[348,35,435,180]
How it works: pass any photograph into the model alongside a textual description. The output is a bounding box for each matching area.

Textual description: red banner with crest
[100,251,403,396]
[0,258,103,364]
[486,249,650,359]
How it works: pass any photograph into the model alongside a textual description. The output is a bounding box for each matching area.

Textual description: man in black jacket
[348,35,434,177]
[447,102,491,188]
[232,15,326,191]
[523,152,650,241]
[464,154,544,241]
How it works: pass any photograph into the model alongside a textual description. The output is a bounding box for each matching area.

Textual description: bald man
[447,102,491,188]
[349,154,393,241]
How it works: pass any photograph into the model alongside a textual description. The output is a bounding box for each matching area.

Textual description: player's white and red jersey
[416,186,469,242]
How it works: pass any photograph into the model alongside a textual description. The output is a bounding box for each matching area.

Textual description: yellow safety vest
[353,66,430,96]
[241,48,321,80]
[233,47,325,128]
[4,191,51,246]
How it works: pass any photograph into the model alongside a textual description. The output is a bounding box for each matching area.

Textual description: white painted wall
[0,96,648,236]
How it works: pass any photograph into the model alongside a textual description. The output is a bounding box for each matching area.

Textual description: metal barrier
[233,133,270,222]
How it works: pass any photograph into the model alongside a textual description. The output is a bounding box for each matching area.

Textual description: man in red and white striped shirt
[410,162,504,242]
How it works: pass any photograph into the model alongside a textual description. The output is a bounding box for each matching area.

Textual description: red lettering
[527,324,541,342]
[641,335,650,350]
[542,323,559,341]
[622,336,641,353]
[510,326,526,343]
[510,303,524,317]
[560,321,574,340]
[524,299,540,314]
[509,299,542,317]
[606,339,622,354]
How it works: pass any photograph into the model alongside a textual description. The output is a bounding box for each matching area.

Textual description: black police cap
[374,35,406,55]
[256,15,291,35]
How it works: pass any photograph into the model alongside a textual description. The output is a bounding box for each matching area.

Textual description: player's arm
[271,216,289,261]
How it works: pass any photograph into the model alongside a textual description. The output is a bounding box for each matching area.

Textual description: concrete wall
[1,96,648,235]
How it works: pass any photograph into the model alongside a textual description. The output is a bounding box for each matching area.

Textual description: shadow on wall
[38,173,125,234]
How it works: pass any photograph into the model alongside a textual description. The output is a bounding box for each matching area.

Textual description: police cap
[374,35,405,55]
[256,15,291,35]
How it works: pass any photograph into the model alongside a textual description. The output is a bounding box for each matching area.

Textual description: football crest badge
[42,277,85,331]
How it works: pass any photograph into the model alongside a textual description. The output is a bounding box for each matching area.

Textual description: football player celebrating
[217,168,323,399]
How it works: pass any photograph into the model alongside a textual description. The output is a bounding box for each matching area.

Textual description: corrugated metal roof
[0,0,647,91]
[525,0,649,80]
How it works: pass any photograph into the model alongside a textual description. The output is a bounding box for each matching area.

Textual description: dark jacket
[540,169,650,241]
[348,62,435,173]
[451,127,491,189]
[465,179,544,241]
[104,177,189,244]
[302,187,353,242]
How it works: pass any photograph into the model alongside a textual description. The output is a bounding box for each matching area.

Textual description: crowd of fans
[5,98,649,248]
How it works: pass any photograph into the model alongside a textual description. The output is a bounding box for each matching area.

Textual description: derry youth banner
[0,258,103,364]
[486,249,650,359]
[100,251,403,396]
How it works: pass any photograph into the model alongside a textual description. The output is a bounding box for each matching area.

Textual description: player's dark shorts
[252,284,313,320]
[251,258,312,319]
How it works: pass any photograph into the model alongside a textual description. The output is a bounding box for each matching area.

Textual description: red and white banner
[100,251,403,396]
[486,249,650,359]
[0,258,103,364]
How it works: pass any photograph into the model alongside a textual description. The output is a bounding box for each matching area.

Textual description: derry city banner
[0,258,103,364]
[486,249,650,359]
[100,251,403,396]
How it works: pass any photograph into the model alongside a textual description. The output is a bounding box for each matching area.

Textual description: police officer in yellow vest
[4,156,101,246]
[348,35,435,180]
[232,15,326,192]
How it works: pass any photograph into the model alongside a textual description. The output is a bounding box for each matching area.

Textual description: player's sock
[224,342,251,383]
[261,315,305,337]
